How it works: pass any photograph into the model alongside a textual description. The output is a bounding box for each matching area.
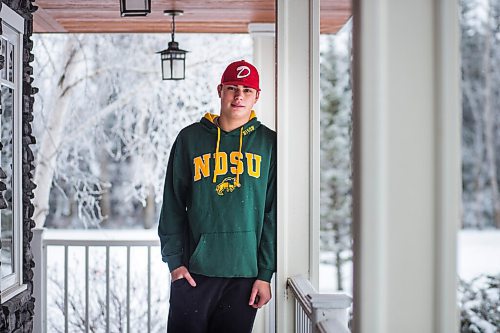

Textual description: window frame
[0,4,26,303]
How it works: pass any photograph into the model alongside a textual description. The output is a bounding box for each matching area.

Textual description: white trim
[0,6,25,303]
[0,79,15,88]
[249,21,277,333]
[249,23,276,131]
[0,5,24,32]
[309,0,320,291]
[43,238,160,246]
[432,0,461,331]
[276,0,292,329]
[248,23,275,37]
[353,0,390,329]
[2,272,16,288]
[276,0,318,331]
[32,228,45,332]
[1,283,27,303]
[13,18,24,297]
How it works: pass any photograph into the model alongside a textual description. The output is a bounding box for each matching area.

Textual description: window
[0,4,26,303]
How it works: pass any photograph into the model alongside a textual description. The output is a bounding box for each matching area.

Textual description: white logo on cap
[236,66,251,79]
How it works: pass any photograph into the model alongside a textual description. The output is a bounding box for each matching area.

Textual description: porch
[30,0,354,332]
[0,0,462,332]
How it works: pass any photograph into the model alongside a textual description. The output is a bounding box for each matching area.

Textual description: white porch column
[248,23,276,130]
[32,227,46,333]
[276,0,320,331]
[352,0,461,332]
[248,22,276,333]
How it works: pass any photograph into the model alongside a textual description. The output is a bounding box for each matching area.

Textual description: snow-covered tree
[320,22,353,291]
[461,0,500,229]
[32,34,252,228]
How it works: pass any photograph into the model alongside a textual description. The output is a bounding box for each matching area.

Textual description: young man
[158,60,277,333]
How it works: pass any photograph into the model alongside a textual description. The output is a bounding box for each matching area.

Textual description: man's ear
[217,84,222,97]
[255,91,260,102]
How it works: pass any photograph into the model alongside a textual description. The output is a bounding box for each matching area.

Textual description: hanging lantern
[119,0,151,17]
[157,10,188,80]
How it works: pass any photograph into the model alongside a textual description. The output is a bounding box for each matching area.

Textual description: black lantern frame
[119,0,151,17]
[157,10,188,80]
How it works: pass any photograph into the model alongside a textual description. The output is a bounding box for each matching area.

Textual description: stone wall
[0,0,37,332]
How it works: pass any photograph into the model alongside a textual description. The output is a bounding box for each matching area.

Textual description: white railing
[32,229,350,333]
[32,228,161,333]
[287,275,352,333]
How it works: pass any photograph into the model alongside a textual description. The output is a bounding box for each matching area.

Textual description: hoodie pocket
[189,231,258,277]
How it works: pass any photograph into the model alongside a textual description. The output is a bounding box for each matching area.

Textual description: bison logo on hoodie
[216,177,237,196]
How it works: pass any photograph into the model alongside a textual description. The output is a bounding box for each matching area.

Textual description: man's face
[218,84,260,121]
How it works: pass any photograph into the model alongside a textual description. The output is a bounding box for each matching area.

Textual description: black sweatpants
[167,273,258,333]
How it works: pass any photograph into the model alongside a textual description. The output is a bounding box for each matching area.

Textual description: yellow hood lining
[209,111,254,187]
[203,110,257,126]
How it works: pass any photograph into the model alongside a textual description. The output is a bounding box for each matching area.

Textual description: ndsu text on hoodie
[158,111,277,282]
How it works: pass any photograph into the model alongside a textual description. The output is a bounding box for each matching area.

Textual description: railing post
[288,276,352,333]
[308,293,352,333]
[32,227,46,333]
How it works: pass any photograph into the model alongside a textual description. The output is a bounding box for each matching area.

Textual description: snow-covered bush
[459,274,500,332]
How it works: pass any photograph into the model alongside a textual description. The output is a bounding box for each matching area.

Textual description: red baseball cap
[220,60,260,91]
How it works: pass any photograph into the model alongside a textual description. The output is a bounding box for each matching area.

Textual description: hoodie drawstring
[212,126,221,183]
[236,127,243,187]
[212,122,244,188]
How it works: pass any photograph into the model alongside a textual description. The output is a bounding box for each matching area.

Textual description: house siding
[0,1,37,332]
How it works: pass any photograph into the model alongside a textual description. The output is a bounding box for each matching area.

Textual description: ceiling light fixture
[119,0,151,17]
[157,10,188,80]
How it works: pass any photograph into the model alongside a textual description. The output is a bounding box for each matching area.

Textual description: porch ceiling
[33,0,351,34]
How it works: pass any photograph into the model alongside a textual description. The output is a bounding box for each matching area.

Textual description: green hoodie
[158,111,277,282]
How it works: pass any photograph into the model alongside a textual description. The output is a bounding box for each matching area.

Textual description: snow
[319,229,500,295]
[458,230,500,281]
[319,252,352,294]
